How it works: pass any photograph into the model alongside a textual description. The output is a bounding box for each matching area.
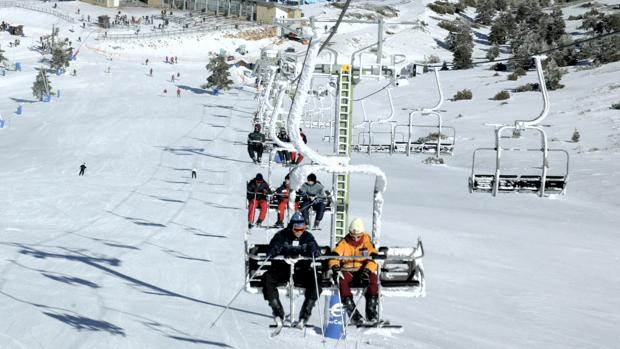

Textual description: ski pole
[209,254,272,329]
[311,253,325,341]
[334,283,368,349]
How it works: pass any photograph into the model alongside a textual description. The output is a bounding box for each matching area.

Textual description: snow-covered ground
[1,1,620,348]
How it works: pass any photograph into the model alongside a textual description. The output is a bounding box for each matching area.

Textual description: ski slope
[1,1,620,348]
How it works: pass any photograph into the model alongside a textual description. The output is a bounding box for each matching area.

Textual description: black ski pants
[247,143,263,161]
[262,262,321,302]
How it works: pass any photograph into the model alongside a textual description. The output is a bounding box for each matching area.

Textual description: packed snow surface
[1,1,619,348]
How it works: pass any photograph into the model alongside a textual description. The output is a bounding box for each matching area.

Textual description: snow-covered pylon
[282,20,426,302]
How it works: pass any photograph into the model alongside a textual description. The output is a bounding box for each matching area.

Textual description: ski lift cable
[428,29,620,68]
[353,30,619,102]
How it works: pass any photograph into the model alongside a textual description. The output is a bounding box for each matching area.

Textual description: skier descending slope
[263,213,321,334]
[78,162,87,176]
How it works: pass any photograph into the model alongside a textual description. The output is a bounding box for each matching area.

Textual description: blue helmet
[290,212,305,228]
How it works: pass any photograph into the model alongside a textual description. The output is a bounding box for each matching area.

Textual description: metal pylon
[332,64,353,247]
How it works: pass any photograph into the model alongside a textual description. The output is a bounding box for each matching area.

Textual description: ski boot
[312,220,321,230]
[365,295,379,324]
[342,296,364,326]
[256,220,263,228]
[296,298,316,329]
[274,220,284,228]
[268,298,285,321]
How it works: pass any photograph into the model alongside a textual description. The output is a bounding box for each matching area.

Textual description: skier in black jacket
[78,163,86,176]
[247,124,266,163]
[263,212,322,328]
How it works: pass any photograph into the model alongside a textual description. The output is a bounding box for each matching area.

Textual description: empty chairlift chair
[468,56,569,197]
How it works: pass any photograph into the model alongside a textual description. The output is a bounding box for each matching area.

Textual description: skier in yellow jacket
[328,218,379,324]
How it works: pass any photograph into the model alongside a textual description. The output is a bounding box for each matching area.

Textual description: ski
[270,323,283,337]
[356,320,401,329]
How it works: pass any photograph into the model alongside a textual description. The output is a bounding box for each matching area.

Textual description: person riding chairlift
[329,218,380,325]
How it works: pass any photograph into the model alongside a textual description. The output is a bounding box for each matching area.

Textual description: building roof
[253,1,299,10]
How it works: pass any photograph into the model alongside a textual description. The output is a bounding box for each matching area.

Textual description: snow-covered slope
[1,1,619,348]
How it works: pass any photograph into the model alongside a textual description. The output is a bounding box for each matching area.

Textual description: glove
[331,266,343,284]
[359,268,371,287]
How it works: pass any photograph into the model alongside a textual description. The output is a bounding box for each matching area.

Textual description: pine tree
[32,69,53,100]
[204,54,233,91]
[50,40,72,71]
[549,7,566,44]
[489,12,515,45]
[452,23,474,69]
[510,25,544,70]
[486,44,500,61]
[550,34,577,66]
[475,0,496,25]
[0,45,7,66]
[544,58,564,90]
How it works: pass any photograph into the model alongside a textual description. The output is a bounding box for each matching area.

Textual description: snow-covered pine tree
[32,69,52,100]
[452,23,474,69]
[548,7,566,44]
[544,58,564,90]
[0,45,7,66]
[50,40,72,71]
[486,44,500,61]
[510,25,543,70]
[204,54,233,91]
[475,0,496,25]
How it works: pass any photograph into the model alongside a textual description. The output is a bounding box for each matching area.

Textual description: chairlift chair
[468,56,569,197]
[392,111,456,156]
[351,88,396,154]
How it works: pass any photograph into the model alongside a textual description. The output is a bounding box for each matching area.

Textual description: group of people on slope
[247,172,328,229]
[261,214,380,328]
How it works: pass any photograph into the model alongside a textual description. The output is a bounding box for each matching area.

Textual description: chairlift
[352,88,395,154]
[245,165,425,324]
[468,56,570,197]
[243,30,425,331]
[392,111,456,156]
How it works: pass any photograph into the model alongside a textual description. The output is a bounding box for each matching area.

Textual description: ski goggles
[292,225,305,234]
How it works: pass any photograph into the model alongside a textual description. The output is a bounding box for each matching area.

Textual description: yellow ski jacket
[328,232,378,273]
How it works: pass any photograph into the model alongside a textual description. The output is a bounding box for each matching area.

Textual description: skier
[263,212,321,329]
[165,56,168,63]
[191,168,197,179]
[247,124,265,164]
[247,173,270,228]
[176,88,181,98]
[273,174,299,228]
[145,58,149,65]
[276,128,291,165]
[149,68,153,76]
[299,173,327,229]
[78,163,87,176]
[328,218,380,325]
[176,72,180,78]
[171,74,175,82]
[163,89,167,95]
